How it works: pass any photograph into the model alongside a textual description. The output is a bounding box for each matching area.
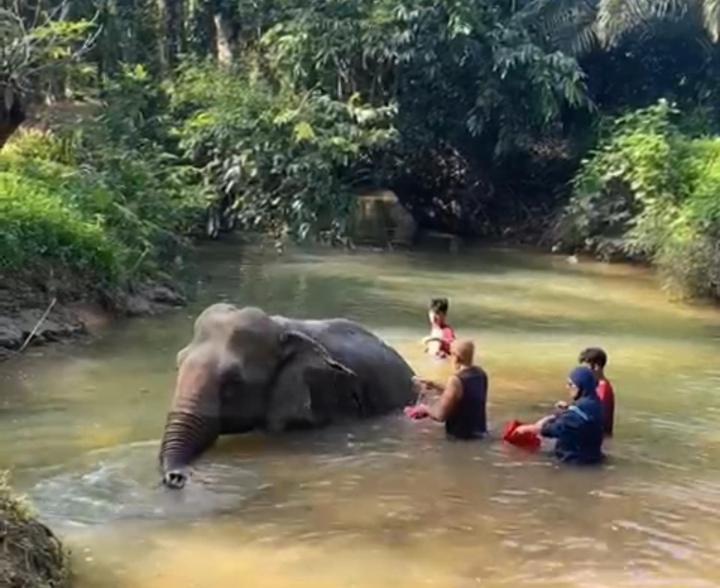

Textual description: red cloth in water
[597,378,615,436]
[404,405,427,420]
[502,420,541,450]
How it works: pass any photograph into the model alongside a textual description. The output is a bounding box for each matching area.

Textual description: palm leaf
[515,0,600,55]
[595,0,720,47]
[703,0,720,40]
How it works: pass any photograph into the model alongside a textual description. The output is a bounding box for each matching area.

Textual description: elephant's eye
[221,366,243,386]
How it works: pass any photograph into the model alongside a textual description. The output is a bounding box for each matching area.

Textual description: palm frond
[596,0,714,47]
[515,0,599,55]
[703,0,720,40]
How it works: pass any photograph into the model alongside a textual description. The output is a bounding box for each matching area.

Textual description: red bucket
[502,420,541,450]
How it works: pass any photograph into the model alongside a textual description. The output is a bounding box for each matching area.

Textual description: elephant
[159,303,417,488]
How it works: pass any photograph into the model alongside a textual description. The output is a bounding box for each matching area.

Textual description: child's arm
[413,376,444,393]
[422,325,444,344]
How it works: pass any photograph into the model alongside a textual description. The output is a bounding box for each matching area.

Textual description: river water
[2,240,720,588]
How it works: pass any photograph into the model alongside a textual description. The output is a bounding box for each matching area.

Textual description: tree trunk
[153,0,166,74]
[0,99,26,150]
[164,0,185,70]
[213,11,235,66]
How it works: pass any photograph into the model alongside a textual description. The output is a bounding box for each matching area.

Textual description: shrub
[0,170,119,279]
[556,100,682,256]
[0,71,204,284]
[170,62,397,241]
[0,80,203,291]
[74,66,204,262]
[558,100,720,299]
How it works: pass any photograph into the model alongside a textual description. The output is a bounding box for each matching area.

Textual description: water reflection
[2,241,720,587]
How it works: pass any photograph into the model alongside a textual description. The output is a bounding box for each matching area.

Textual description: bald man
[409,339,488,439]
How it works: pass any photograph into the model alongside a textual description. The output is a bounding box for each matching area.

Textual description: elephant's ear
[281,330,356,376]
[266,330,360,432]
[176,344,192,369]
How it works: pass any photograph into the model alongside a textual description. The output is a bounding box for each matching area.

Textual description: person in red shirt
[422,297,456,358]
[579,347,615,436]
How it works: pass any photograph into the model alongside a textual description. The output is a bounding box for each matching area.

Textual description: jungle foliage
[2,0,720,298]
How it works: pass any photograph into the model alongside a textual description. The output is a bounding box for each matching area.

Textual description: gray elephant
[159,303,416,488]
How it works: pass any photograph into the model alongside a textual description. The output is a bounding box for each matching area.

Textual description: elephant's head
[159,304,356,489]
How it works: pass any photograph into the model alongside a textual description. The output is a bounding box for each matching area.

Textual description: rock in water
[0,473,69,588]
[348,189,417,247]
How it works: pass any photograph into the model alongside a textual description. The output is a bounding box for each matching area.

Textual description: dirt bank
[0,473,69,588]
[0,272,186,360]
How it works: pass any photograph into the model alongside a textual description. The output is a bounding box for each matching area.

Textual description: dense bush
[0,68,203,289]
[557,100,720,298]
[170,62,396,240]
[5,0,720,304]
[0,169,119,279]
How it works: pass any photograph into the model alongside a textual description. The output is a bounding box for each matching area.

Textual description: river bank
[0,473,69,588]
[0,232,659,360]
[0,273,186,360]
[0,114,198,359]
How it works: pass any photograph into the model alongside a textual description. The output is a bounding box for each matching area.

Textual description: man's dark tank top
[445,366,488,440]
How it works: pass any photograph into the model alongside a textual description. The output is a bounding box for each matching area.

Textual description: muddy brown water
[2,240,720,588]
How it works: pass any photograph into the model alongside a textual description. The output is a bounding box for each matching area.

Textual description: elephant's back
[286,318,411,372]
[284,318,416,414]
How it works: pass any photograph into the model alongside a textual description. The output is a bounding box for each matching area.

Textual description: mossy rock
[349,189,417,247]
[0,473,69,588]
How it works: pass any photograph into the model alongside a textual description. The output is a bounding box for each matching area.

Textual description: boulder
[0,318,23,349]
[349,189,417,247]
[118,281,186,317]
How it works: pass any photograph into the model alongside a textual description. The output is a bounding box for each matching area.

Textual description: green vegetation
[0,0,94,146]
[171,62,397,241]
[2,0,720,300]
[557,100,720,298]
[0,63,201,296]
[0,471,33,521]
[0,167,118,278]
[166,1,590,239]
[0,471,69,587]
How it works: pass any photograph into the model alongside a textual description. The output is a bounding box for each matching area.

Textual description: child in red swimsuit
[422,298,456,358]
[579,347,615,436]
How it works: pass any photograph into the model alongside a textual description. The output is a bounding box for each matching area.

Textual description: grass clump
[0,471,70,588]
[0,169,119,281]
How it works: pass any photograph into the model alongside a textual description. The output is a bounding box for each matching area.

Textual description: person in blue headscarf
[514,366,605,464]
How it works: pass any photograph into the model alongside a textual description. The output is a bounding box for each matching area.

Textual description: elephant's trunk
[160,411,220,488]
[159,346,221,489]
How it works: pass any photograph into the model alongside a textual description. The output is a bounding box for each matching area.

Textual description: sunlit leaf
[293,121,316,142]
